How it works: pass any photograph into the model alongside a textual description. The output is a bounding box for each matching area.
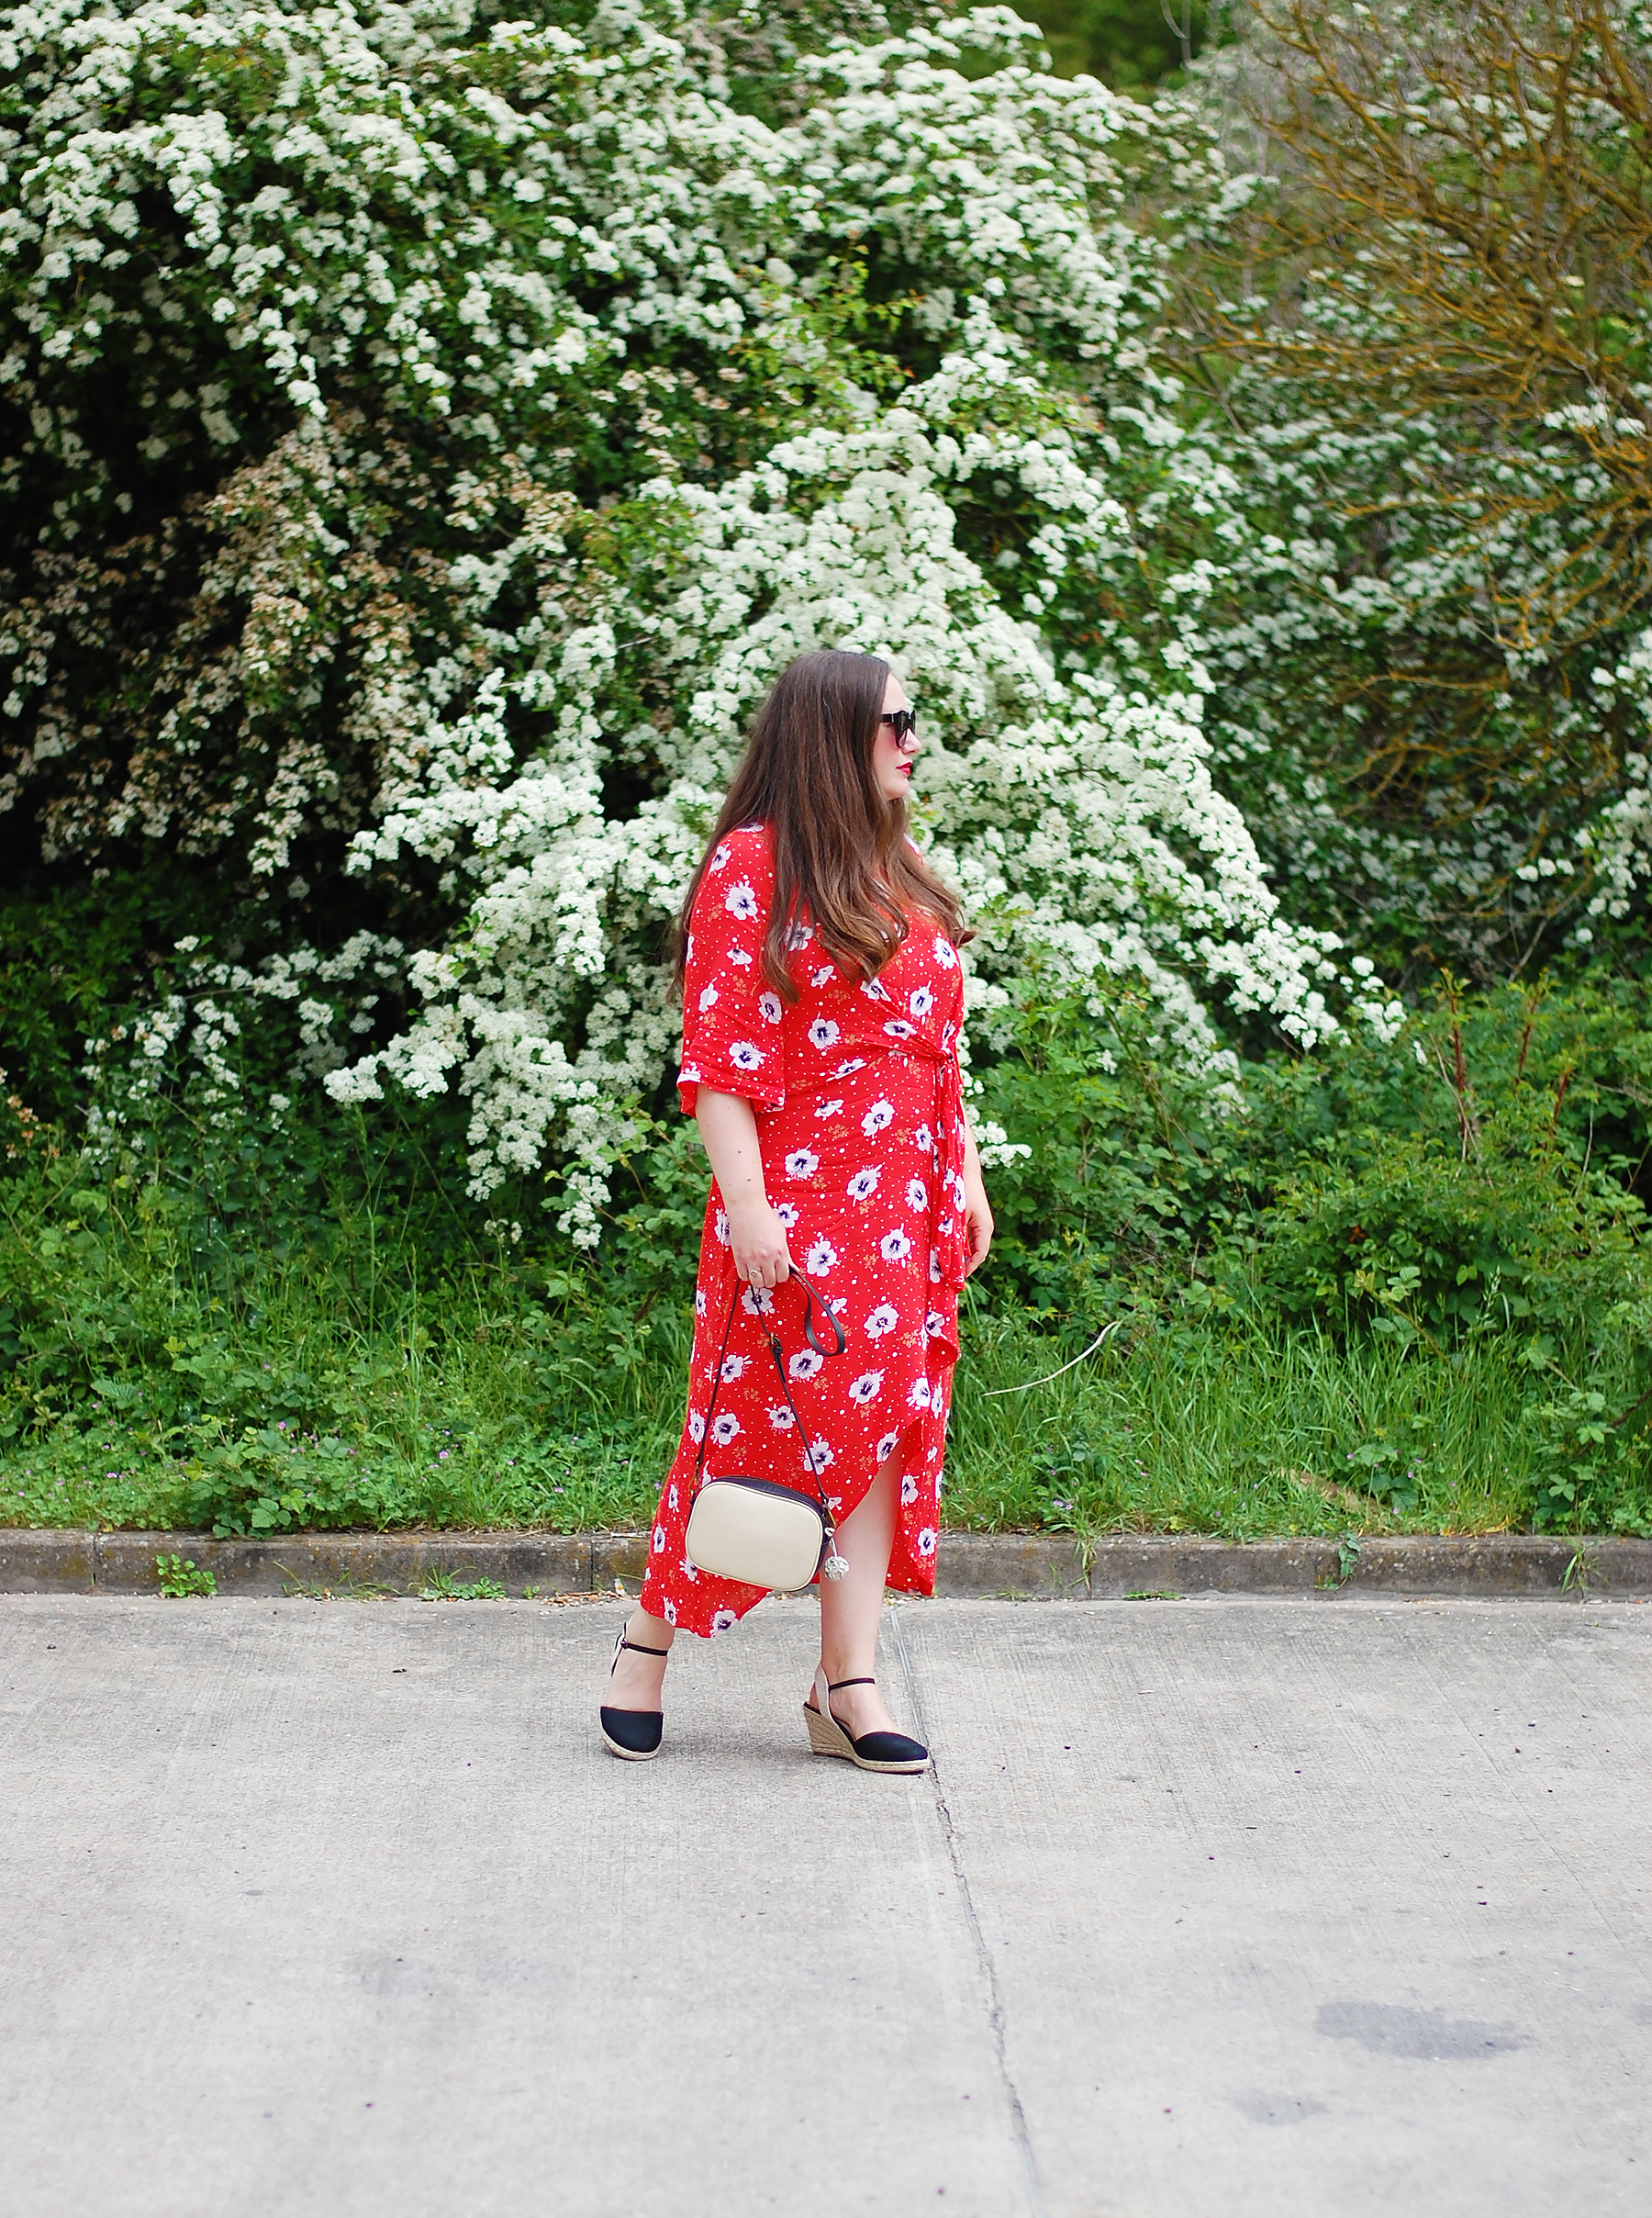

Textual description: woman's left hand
[962,1176,993,1278]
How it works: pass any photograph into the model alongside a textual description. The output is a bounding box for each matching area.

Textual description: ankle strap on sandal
[828,1676,875,1692]
[620,1637,671,1657]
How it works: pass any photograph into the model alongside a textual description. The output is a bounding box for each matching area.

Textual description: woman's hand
[727,1197,792,1289]
[962,1174,994,1278]
[961,1119,993,1279]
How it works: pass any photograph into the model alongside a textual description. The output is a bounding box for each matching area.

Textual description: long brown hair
[675,649,971,1001]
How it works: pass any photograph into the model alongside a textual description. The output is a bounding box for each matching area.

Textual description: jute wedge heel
[803,1666,929,1774]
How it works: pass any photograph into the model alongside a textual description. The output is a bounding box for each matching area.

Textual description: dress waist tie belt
[881,1038,969,1295]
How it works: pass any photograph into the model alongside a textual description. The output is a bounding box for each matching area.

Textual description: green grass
[947,1306,1534,1539]
[0,1273,1538,1540]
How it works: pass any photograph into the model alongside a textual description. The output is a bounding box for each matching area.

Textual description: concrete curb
[1,1528,1649,1599]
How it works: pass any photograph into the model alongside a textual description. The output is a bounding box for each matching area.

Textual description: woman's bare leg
[813,1440,907,1740]
[606,1605,675,1709]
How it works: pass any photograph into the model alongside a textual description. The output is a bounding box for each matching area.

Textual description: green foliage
[1175,2,1652,985]
[1023,0,1209,84]
[417,1572,506,1600]
[953,1300,1545,1540]
[0,872,231,1122]
[6,971,1652,1540]
[967,970,1652,1535]
[154,1553,216,1598]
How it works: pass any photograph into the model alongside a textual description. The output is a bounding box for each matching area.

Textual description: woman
[599,649,993,1771]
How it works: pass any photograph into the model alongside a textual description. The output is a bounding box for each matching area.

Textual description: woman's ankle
[626,1606,674,1651]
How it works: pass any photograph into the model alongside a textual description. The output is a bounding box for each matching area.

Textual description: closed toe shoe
[600,1628,668,1762]
[599,1704,664,1759]
[803,1669,929,1775]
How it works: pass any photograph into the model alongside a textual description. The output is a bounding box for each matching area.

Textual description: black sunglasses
[878,708,919,743]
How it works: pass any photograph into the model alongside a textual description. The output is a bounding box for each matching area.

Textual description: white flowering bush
[0,0,1375,1239]
[1175,2,1652,977]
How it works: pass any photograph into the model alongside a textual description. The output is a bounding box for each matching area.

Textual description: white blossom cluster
[0,0,1388,1237]
[1179,10,1652,973]
[322,310,1359,1238]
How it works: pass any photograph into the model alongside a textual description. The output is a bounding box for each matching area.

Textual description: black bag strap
[691,1271,846,1518]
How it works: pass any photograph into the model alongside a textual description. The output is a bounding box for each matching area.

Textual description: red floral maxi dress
[639,822,970,1638]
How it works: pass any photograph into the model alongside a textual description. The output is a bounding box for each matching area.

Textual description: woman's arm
[961,1117,994,1279]
[696,1088,792,1289]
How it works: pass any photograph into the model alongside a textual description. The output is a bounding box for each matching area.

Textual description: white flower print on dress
[807,1438,836,1471]
[784,1148,819,1180]
[884,1019,916,1041]
[730,947,753,968]
[714,1210,730,1246]
[862,1099,895,1136]
[698,984,719,1012]
[933,940,957,969]
[805,1236,840,1276]
[908,1377,933,1410]
[668,1484,679,1511]
[846,1167,879,1202]
[710,1413,742,1446]
[710,1609,738,1636]
[864,1303,899,1339]
[808,1017,840,1050]
[880,1227,912,1261]
[653,1525,667,1553]
[758,991,783,1025]
[928,1247,943,1283]
[901,1473,919,1505]
[695,1287,708,1316]
[687,1411,706,1444]
[788,1349,824,1381]
[848,1370,885,1405]
[725,881,759,921]
[719,1352,748,1382]
[774,1202,799,1229]
[915,1124,933,1155]
[834,1058,867,1077]
[814,1098,844,1119]
[906,1177,928,1210]
[877,1428,901,1463]
[810,965,836,988]
[860,979,890,1002]
[926,1309,947,1339]
[741,1284,776,1316]
[709,844,731,875]
[786,923,813,950]
[663,1597,678,1624]
[909,986,934,1018]
[680,1063,702,1085]
[767,1404,797,1431]
[728,1040,765,1071]
[916,1528,938,1559]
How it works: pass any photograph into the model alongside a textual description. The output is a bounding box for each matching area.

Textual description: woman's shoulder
[701,820,774,888]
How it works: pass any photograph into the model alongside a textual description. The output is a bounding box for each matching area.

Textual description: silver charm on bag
[820,1532,849,1582]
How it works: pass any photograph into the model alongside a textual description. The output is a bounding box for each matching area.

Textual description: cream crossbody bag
[683,1276,849,1592]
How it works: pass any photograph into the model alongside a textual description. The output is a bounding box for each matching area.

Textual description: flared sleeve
[677,823,787,1116]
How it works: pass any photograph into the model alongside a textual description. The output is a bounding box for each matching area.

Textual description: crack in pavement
[889,1601,1048,2218]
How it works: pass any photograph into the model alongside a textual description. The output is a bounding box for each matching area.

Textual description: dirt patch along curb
[1,1528,1648,1599]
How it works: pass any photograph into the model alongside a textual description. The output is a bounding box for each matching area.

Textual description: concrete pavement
[2,1592,1648,2216]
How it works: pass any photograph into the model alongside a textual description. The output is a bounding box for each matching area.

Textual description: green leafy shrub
[7,971,1652,1540]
